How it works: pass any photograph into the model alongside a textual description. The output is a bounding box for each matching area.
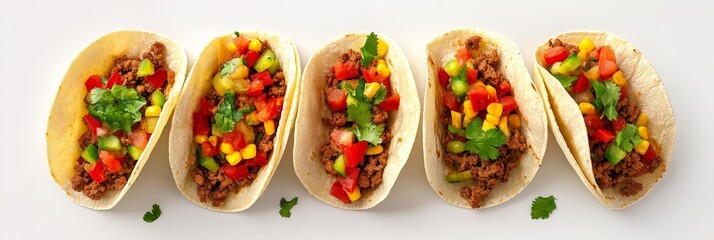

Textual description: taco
[47,30,187,210]
[293,33,419,210]
[169,31,300,212]
[423,29,547,209]
[533,31,675,209]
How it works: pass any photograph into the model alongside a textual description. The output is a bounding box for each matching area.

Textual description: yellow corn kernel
[638,126,649,140]
[482,120,496,131]
[578,38,596,53]
[451,111,463,129]
[486,85,497,97]
[463,100,476,119]
[347,186,361,201]
[264,120,276,136]
[636,113,649,127]
[142,117,158,133]
[226,152,243,166]
[364,82,381,99]
[226,38,237,53]
[376,60,390,77]
[220,142,235,155]
[377,39,388,58]
[366,145,384,155]
[473,81,486,89]
[579,102,596,115]
[612,71,627,86]
[145,106,161,117]
[240,144,257,159]
[577,50,589,62]
[486,103,503,117]
[508,114,521,129]
[585,66,600,80]
[499,116,510,138]
[248,38,262,52]
[486,114,500,126]
[635,140,650,155]
[194,135,208,144]
[208,136,218,146]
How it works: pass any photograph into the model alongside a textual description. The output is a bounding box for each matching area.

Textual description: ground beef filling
[441,38,527,208]
[70,42,173,200]
[319,49,391,192]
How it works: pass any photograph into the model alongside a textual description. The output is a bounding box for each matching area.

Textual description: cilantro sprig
[615,124,643,152]
[360,32,379,68]
[591,80,621,121]
[450,119,507,160]
[530,195,556,220]
[344,80,385,145]
[143,204,161,223]
[86,85,146,133]
[214,92,254,133]
[279,197,298,218]
[554,74,578,89]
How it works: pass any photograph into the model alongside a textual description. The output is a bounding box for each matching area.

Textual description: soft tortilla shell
[423,29,547,209]
[293,33,420,210]
[169,31,300,212]
[533,31,676,209]
[46,30,188,210]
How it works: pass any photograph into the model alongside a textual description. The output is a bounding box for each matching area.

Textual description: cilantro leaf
[86,85,146,133]
[234,31,240,37]
[590,80,621,121]
[372,85,388,104]
[220,58,241,78]
[347,102,372,126]
[463,119,506,160]
[448,125,466,136]
[360,32,379,68]
[143,204,161,223]
[531,195,557,220]
[615,124,642,152]
[554,74,578,89]
[352,122,384,145]
[214,92,251,133]
[279,197,298,218]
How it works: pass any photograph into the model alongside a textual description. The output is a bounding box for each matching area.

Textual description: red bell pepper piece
[201,142,219,157]
[246,80,265,97]
[584,114,606,130]
[330,181,351,204]
[643,146,657,164]
[84,114,102,137]
[338,167,360,193]
[611,117,626,133]
[85,75,104,91]
[222,164,249,180]
[499,96,518,115]
[438,68,450,86]
[593,129,615,143]
[245,50,260,67]
[442,91,460,112]
[129,131,149,150]
[467,85,492,112]
[246,151,268,167]
[326,88,347,111]
[257,97,282,122]
[455,47,472,65]
[192,112,210,135]
[233,37,250,55]
[105,71,122,89]
[145,68,167,88]
[572,73,590,93]
[88,161,106,183]
[497,80,511,95]
[466,68,479,84]
[333,61,360,80]
[250,71,274,86]
[543,46,569,66]
[344,141,368,167]
[99,150,122,173]
[200,98,212,117]
[378,93,400,111]
[253,95,267,111]
[222,130,247,150]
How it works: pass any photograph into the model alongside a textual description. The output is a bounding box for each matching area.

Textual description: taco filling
[319,33,400,204]
[71,42,175,199]
[189,33,286,207]
[542,38,661,196]
[437,35,527,208]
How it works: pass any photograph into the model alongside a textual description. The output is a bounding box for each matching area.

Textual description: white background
[1,0,712,239]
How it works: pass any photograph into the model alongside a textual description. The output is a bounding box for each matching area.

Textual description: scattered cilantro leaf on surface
[463,119,506,160]
[143,204,161,223]
[531,195,556,220]
[86,85,146,133]
[351,122,384,145]
[279,197,298,218]
[615,124,643,152]
[360,32,379,68]
[590,80,620,121]
[554,74,578,89]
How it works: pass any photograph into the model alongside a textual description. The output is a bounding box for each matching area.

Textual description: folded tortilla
[169,31,300,212]
[423,29,548,209]
[46,30,188,210]
[533,31,675,209]
[293,33,420,210]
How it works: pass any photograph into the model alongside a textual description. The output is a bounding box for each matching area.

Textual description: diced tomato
[466,68,479,84]
[500,96,518,115]
[246,80,265,97]
[573,73,590,93]
[129,131,149,150]
[455,47,472,65]
[115,130,125,138]
[99,151,122,173]
[145,68,167,88]
[442,91,460,112]
[378,93,400,111]
[330,181,351,204]
[201,142,218,157]
[598,60,618,79]
[599,46,616,62]
[344,141,368,167]
[84,114,102,137]
[222,164,249,180]
[246,151,268,167]
[105,71,122,89]
[338,167,360,193]
[619,84,627,102]
[467,85,491,112]
[250,71,274,86]
[326,88,347,111]
[257,97,282,122]
[643,146,657,164]
[245,50,259,67]
[222,130,247,150]
[593,129,615,143]
[200,98,212,116]
[611,117,626,133]
[253,95,267,111]
[438,68,450,86]
[543,46,569,65]
[233,37,250,55]
[192,112,210,135]
[88,161,106,183]
[330,129,354,147]
[333,61,360,80]
[497,80,511,95]
[84,75,104,91]
[584,114,606,130]
[362,66,383,83]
